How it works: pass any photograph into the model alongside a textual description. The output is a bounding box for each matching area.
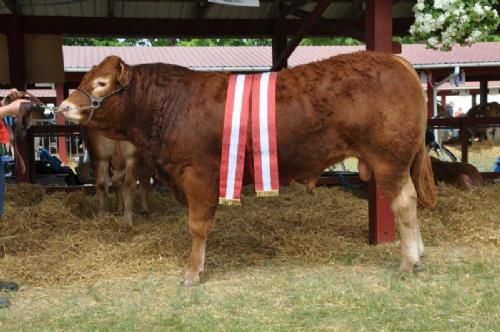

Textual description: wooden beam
[0,15,366,40]
[197,0,213,19]
[365,0,393,52]
[272,0,332,71]
[368,179,395,244]
[1,0,17,14]
[108,0,115,17]
[272,18,288,70]
[279,0,310,18]
[55,84,68,164]
[364,0,395,244]
[480,80,488,106]
[6,15,31,184]
[5,15,24,89]
[427,76,434,119]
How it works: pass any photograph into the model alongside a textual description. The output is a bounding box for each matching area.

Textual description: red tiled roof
[3,43,500,98]
[63,42,500,71]
[402,42,500,67]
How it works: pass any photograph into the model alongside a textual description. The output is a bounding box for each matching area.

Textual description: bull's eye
[97,81,107,87]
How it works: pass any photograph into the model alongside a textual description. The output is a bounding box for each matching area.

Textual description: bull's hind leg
[390,175,420,274]
[376,170,421,275]
[416,223,425,259]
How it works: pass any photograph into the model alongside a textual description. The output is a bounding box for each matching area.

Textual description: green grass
[1,247,498,331]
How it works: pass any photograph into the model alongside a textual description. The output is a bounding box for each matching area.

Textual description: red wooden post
[460,118,468,163]
[7,15,32,183]
[368,179,395,244]
[365,0,393,52]
[427,77,434,119]
[55,84,68,164]
[365,0,395,244]
[479,80,488,106]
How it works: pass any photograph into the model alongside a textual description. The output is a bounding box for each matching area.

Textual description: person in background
[0,89,29,308]
[445,101,455,118]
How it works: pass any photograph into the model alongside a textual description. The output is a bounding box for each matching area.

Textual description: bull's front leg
[95,160,111,216]
[180,167,217,286]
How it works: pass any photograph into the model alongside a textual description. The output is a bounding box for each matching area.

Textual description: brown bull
[61,53,436,285]
[81,127,150,225]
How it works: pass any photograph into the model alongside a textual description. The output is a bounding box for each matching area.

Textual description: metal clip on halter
[90,97,102,109]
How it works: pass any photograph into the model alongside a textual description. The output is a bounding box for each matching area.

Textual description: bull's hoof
[0,297,10,309]
[141,211,150,219]
[183,271,200,287]
[413,261,424,273]
[0,281,19,292]
[395,260,419,279]
[122,214,133,226]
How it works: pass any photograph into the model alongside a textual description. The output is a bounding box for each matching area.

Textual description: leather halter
[75,84,129,125]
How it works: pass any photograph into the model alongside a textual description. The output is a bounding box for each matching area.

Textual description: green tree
[300,37,362,46]
[410,0,500,50]
[63,37,135,46]
[63,37,366,47]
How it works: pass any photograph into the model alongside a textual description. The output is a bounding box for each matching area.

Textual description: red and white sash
[252,72,279,196]
[219,73,280,205]
[219,74,253,205]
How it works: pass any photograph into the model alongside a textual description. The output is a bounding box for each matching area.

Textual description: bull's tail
[410,143,437,208]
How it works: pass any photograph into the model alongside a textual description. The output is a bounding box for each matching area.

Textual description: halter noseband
[75,83,129,125]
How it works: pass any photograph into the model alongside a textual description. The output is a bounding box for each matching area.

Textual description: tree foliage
[63,37,364,47]
[410,0,500,50]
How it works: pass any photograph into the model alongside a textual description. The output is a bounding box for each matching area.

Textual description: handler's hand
[0,98,30,118]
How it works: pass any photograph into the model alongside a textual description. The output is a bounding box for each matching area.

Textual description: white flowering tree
[410,0,500,50]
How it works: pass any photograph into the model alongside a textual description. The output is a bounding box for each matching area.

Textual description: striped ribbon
[218,74,253,205]
[251,72,279,196]
[218,73,279,205]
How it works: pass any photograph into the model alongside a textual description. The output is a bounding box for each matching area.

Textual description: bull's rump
[134,51,426,190]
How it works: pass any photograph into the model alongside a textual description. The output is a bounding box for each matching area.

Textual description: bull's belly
[242,153,348,187]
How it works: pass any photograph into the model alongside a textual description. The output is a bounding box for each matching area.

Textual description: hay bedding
[0,181,499,286]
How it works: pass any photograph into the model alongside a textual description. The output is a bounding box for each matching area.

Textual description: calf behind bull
[82,127,150,225]
[61,53,436,285]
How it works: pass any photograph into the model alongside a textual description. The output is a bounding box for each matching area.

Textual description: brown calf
[82,127,150,225]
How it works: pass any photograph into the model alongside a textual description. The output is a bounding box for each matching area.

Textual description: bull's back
[273,51,427,180]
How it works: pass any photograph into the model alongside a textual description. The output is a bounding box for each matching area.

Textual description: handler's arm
[0,99,29,119]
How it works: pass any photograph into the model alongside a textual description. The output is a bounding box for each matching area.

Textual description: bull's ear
[117,61,132,87]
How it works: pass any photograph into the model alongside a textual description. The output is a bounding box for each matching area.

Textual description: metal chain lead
[30,84,129,125]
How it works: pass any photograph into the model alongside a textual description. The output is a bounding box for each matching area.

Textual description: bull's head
[60,56,132,134]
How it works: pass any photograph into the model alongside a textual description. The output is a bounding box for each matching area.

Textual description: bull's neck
[124,65,190,150]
